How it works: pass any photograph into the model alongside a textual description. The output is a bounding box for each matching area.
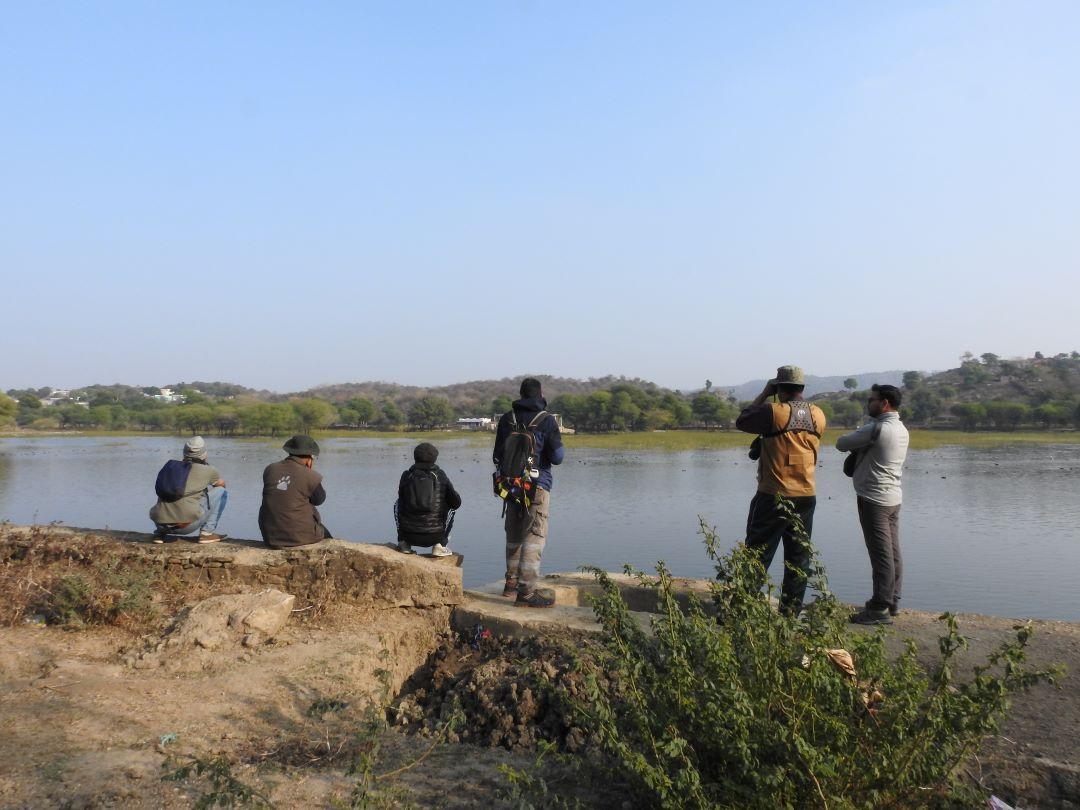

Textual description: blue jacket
[492,396,565,491]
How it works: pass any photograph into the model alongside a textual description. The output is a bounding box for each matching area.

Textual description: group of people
[735,365,909,625]
[149,433,332,549]
[149,370,908,622]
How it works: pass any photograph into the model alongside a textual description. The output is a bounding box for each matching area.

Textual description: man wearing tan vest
[735,365,826,615]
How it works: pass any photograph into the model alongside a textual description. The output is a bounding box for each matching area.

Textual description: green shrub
[38,557,159,629]
[568,505,1060,809]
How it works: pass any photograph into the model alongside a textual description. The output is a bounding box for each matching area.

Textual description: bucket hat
[183,436,208,461]
[283,435,321,457]
[769,365,806,387]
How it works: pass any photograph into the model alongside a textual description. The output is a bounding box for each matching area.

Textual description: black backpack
[403,468,438,514]
[494,410,547,508]
[155,459,192,502]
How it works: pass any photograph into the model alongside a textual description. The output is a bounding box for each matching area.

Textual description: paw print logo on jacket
[276,475,291,491]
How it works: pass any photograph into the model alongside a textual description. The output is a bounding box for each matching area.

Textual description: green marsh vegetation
[561,428,1078,452]
[2,426,1077,452]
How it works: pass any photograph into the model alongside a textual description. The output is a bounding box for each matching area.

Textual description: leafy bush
[568,506,1060,809]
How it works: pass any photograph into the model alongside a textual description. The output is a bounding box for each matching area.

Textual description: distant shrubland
[4,352,1079,434]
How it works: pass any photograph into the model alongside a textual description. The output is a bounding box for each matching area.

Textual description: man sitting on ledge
[259,435,333,549]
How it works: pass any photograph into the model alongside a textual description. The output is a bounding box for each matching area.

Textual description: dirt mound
[392,632,617,753]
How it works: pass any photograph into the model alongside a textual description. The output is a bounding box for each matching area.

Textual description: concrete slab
[453,589,654,639]
[540,571,716,613]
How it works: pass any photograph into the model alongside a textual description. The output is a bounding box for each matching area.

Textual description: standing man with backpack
[394,442,462,557]
[735,366,826,615]
[149,436,228,543]
[493,377,564,608]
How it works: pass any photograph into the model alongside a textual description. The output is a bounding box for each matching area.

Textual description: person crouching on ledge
[394,442,461,557]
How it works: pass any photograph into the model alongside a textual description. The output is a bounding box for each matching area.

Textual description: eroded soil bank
[0,525,1077,808]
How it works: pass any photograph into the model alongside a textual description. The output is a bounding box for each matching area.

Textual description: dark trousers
[856,497,902,611]
[744,492,816,613]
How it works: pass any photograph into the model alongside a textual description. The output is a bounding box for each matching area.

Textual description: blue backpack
[155,459,192,502]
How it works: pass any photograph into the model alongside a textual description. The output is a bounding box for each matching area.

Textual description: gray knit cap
[183,436,208,461]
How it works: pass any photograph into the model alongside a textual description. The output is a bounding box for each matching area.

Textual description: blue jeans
[169,487,228,536]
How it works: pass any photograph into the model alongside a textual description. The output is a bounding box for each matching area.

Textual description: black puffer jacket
[396,462,462,540]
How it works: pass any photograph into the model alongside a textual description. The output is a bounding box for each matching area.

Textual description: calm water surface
[1,436,1078,621]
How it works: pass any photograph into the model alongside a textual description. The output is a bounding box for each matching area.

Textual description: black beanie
[414,442,438,463]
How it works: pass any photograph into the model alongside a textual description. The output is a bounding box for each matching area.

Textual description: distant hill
[721,371,907,401]
[168,381,271,399]
[916,353,1080,405]
[807,352,1080,428]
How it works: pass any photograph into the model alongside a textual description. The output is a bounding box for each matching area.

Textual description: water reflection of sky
[1,437,1077,621]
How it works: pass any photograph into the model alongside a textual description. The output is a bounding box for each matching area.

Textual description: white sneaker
[430,543,452,557]
[398,541,415,554]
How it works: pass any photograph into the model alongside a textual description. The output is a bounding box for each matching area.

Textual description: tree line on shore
[3,351,1079,434]
[0,382,742,435]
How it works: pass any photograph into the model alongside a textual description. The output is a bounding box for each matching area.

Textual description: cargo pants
[505,487,550,596]
[856,497,902,612]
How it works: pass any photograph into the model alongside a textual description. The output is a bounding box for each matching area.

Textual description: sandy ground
[0,606,564,809]
[0,602,1076,808]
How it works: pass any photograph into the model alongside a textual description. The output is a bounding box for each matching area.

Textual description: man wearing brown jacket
[259,435,332,549]
[735,365,826,614]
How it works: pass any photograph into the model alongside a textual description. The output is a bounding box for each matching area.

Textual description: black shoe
[850,608,892,626]
[865,599,900,618]
[515,589,556,609]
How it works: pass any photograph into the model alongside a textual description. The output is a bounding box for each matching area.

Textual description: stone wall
[0,524,463,614]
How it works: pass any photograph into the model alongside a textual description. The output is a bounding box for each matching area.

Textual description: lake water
[1,436,1078,621]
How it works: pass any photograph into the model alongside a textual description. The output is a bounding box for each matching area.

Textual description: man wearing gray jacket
[836,384,910,625]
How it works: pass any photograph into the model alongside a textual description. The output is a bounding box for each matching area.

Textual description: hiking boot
[514,589,556,609]
[430,543,452,557]
[889,604,900,617]
[196,532,225,544]
[397,541,415,555]
[850,607,892,626]
[502,577,519,598]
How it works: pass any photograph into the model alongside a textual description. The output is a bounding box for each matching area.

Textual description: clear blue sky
[2,2,1077,392]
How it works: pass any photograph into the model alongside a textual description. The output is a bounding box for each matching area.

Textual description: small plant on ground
[566,500,1062,809]
[498,739,584,810]
[164,753,274,809]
